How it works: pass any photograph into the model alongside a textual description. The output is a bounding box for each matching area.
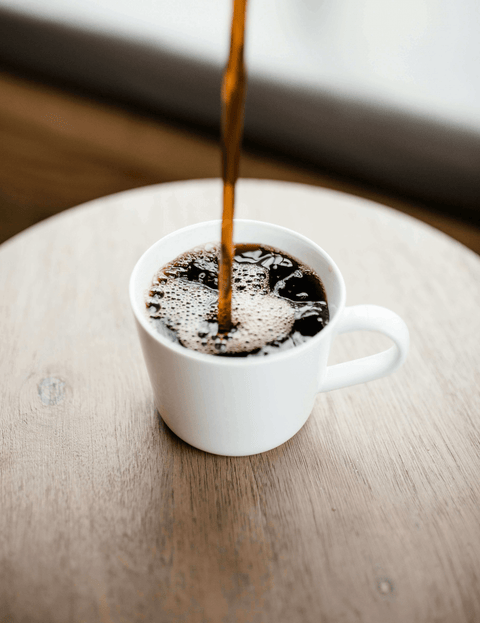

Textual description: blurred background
[0,0,479,252]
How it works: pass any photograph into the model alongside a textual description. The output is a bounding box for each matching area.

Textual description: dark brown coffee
[219,0,248,333]
[146,244,329,357]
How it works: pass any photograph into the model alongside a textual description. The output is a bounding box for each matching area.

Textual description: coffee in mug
[146,243,329,357]
[130,218,410,456]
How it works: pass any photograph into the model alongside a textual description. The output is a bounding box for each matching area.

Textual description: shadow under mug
[130,220,409,456]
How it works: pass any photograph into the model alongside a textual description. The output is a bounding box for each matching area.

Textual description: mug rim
[129,219,346,366]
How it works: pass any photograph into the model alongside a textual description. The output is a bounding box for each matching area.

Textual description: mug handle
[319,305,410,392]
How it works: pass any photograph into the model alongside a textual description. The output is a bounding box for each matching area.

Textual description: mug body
[130,220,346,456]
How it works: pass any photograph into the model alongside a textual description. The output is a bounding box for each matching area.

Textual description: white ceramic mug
[130,219,409,456]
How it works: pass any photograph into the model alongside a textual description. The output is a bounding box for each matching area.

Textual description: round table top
[1,179,479,623]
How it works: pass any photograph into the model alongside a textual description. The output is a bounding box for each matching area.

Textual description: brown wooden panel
[0,70,479,255]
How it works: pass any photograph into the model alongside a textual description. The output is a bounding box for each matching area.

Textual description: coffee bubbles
[146,244,329,357]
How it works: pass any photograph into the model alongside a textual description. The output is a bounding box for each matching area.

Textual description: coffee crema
[146,244,329,357]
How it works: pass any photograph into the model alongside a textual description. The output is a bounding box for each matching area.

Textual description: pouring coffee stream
[145,0,330,358]
[218,0,248,333]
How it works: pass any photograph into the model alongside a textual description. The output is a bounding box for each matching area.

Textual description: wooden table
[1,179,479,623]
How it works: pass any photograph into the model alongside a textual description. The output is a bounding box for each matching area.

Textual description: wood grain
[1,70,479,255]
[0,179,479,623]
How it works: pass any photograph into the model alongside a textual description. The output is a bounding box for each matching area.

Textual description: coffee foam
[148,255,295,355]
